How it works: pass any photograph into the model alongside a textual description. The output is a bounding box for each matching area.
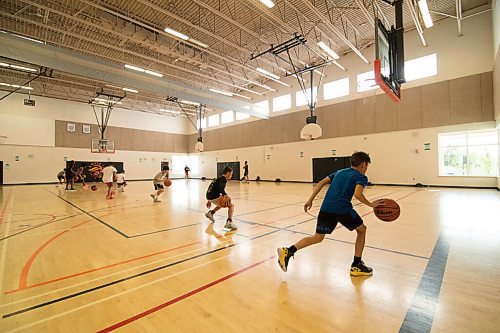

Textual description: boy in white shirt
[116,170,127,192]
[151,166,168,203]
[101,164,117,199]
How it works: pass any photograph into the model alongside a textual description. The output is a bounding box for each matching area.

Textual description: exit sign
[24,99,35,106]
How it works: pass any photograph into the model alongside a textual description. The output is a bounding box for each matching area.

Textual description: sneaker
[224,220,237,230]
[150,194,156,200]
[350,260,373,276]
[205,211,215,222]
[277,247,293,272]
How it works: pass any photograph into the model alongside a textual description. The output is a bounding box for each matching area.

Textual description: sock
[227,218,232,222]
[353,256,362,265]
[288,245,297,255]
[211,210,216,215]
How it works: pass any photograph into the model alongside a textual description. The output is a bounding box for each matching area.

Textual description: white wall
[194,12,494,135]
[0,144,187,184]
[192,122,497,188]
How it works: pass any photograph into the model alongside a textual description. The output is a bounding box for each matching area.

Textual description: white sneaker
[205,211,215,222]
[224,220,237,230]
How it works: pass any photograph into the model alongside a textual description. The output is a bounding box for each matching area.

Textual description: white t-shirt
[116,173,125,183]
[102,166,117,183]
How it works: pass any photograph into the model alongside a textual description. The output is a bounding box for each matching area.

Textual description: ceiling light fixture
[0,82,33,90]
[0,62,37,72]
[317,41,340,60]
[164,27,189,40]
[122,87,139,93]
[190,39,209,48]
[124,64,163,77]
[180,100,201,106]
[256,67,280,80]
[259,0,275,8]
[417,0,433,28]
[209,88,233,97]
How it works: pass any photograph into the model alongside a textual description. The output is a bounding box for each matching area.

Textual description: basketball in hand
[163,179,172,187]
[373,199,400,222]
[220,195,231,208]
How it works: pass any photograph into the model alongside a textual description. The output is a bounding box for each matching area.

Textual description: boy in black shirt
[205,167,237,230]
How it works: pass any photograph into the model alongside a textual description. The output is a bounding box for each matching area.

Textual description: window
[172,155,199,175]
[439,129,498,177]
[199,117,207,129]
[273,94,291,112]
[253,100,269,115]
[235,112,250,120]
[208,114,219,127]
[405,54,437,82]
[296,87,318,106]
[324,78,349,100]
[357,71,377,92]
[221,111,234,124]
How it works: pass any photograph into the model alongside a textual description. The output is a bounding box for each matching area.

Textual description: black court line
[399,233,450,333]
[44,188,129,238]
[0,213,82,241]
[2,228,280,318]
[234,200,306,218]
[128,222,206,238]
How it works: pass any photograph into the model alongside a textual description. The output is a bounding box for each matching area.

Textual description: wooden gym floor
[0,180,499,332]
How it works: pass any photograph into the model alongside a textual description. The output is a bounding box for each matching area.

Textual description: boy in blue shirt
[277,152,384,276]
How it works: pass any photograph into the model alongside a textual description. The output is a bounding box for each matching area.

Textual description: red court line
[97,255,274,333]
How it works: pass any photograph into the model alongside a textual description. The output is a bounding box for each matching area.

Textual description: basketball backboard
[91,139,115,153]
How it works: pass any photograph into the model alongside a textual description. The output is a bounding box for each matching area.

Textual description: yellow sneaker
[277,247,293,272]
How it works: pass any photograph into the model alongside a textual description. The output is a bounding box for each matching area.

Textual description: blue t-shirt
[320,168,368,214]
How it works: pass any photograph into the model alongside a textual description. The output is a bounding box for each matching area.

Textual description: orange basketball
[91,185,98,191]
[163,179,172,187]
[220,195,231,208]
[373,199,400,222]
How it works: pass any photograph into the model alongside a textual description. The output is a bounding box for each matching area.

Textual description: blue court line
[399,233,450,333]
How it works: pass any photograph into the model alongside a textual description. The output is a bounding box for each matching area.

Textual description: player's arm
[354,184,384,208]
[304,177,331,212]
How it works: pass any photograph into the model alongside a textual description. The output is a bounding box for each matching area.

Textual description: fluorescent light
[94,97,122,105]
[180,100,200,106]
[160,108,180,114]
[232,92,252,100]
[164,27,189,40]
[125,64,145,72]
[259,0,275,8]
[0,62,9,67]
[10,64,37,72]
[256,67,280,80]
[209,88,233,97]
[418,0,433,28]
[190,38,208,48]
[317,41,339,60]
[106,84,121,89]
[145,70,163,77]
[2,30,46,44]
[0,82,33,90]
[122,87,139,93]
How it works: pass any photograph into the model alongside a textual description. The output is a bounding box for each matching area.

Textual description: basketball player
[116,170,127,192]
[151,166,168,203]
[204,166,237,230]
[75,164,88,189]
[242,161,249,182]
[277,152,384,276]
[56,169,66,186]
[65,160,76,191]
[101,164,117,199]
[184,165,190,178]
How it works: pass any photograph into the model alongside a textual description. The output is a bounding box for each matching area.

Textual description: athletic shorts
[117,182,126,187]
[57,176,65,180]
[105,182,113,188]
[154,184,164,190]
[316,210,363,233]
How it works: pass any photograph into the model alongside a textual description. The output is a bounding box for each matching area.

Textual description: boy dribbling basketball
[151,166,168,203]
[204,167,237,230]
[277,152,384,276]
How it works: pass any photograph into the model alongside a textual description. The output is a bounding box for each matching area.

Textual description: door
[217,162,240,180]
[312,157,350,183]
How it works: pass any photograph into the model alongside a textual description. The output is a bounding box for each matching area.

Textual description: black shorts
[57,176,65,180]
[316,210,363,234]
[154,184,164,190]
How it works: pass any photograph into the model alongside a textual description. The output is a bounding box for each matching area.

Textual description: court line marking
[44,188,129,238]
[0,214,82,241]
[2,229,280,321]
[97,255,275,333]
[0,189,13,299]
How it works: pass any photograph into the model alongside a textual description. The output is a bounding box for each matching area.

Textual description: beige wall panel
[422,81,450,127]
[337,100,356,137]
[375,94,398,133]
[218,127,231,151]
[280,114,297,143]
[269,117,284,144]
[55,120,65,147]
[450,98,482,124]
[105,127,121,150]
[449,74,481,102]
[149,131,163,152]
[355,98,376,135]
[173,135,187,153]
[480,72,493,98]
[120,127,134,151]
[164,133,174,152]
[132,129,149,152]
[481,97,494,121]
[397,87,423,130]
[319,104,339,139]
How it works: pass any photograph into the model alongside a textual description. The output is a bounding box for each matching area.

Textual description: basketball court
[1,0,500,332]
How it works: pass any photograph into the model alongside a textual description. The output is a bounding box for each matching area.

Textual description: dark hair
[245,161,247,164]
[222,166,233,174]
[162,166,168,171]
[350,151,371,166]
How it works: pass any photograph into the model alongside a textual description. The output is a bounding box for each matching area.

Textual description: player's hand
[304,200,313,212]
[371,199,386,208]
[206,201,211,209]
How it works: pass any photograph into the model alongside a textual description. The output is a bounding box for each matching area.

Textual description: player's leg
[205,199,221,222]
[224,202,237,229]
[106,183,112,198]
[338,212,372,276]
